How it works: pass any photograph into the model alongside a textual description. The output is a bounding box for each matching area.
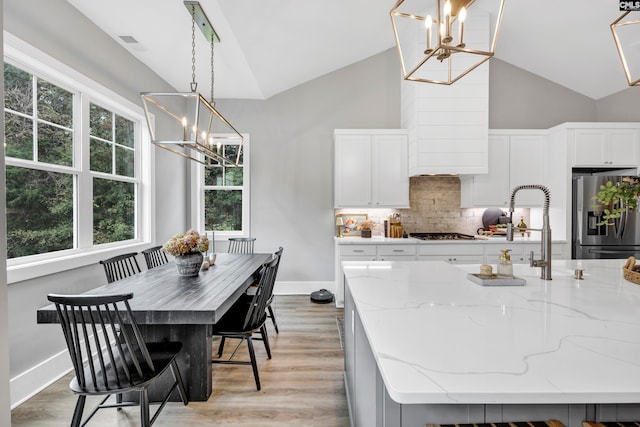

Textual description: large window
[3,52,148,270]
[201,138,250,237]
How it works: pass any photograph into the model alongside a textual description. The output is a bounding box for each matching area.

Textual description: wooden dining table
[37,252,272,402]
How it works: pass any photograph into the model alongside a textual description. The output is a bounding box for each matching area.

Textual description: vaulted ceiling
[66,0,636,101]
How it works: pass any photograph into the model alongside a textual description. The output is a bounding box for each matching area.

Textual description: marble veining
[343,259,640,405]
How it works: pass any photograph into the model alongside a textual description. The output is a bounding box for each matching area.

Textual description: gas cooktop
[409,232,476,241]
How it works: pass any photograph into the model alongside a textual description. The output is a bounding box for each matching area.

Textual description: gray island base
[343,260,640,427]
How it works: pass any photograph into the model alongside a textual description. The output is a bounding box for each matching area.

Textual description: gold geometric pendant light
[141,1,243,167]
[611,11,640,87]
[390,0,505,85]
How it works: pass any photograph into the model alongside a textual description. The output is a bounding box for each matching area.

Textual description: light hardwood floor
[11,295,349,427]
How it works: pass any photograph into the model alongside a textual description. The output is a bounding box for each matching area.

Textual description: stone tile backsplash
[335,176,530,237]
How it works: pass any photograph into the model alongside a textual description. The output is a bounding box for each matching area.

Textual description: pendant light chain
[210,36,215,106]
[190,6,197,92]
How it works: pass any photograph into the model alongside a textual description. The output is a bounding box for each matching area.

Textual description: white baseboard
[273,280,335,295]
[10,349,72,409]
[11,282,336,409]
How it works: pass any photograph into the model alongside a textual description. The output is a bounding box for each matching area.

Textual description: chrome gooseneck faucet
[507,184,552,280]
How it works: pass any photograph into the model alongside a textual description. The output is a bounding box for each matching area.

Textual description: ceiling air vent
[118,35,139,44]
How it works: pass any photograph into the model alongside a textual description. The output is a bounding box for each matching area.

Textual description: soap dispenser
[497,249,513,277]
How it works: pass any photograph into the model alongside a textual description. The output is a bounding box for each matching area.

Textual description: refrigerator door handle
[588,249,640,254]
[613,204,628,239]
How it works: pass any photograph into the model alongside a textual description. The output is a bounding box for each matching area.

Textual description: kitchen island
[343,259,640,427]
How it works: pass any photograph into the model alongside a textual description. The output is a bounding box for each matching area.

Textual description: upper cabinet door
[609,129,639,166]
[509,135,546,206]
[373,134,409,207]
[466,134,510,206]
[335,134,373,207]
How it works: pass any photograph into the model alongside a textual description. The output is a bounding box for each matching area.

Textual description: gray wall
[596,88,640,121]
[489,59,597,128]
[216,49,401,281]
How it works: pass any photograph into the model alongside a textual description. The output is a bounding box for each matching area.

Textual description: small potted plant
[163,229,209,276]
[359,219,375,238]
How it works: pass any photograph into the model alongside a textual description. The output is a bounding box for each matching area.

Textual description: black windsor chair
[211,254,280,390]
[47,292,188,427]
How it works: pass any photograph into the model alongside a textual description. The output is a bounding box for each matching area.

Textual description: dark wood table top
[37,252,272,325]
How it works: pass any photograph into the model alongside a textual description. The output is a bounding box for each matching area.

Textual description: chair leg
[140,388,150,427]
[71,395,86,427]
[267,304,279,333]
[170,360,189,405]
[246,336,261,391]
[217,336,226,357]
[260,325,272,359]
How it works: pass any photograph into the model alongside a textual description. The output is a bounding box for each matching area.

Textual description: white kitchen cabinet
[416,244,484,264]
[334,129,409,208]
[573,128,640,167]
[460,131,546,207]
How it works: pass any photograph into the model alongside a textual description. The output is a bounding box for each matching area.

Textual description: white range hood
[400,10,491,176]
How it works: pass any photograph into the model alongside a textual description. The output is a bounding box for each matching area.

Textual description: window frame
[4,33,154,284]
[192,134,250,241]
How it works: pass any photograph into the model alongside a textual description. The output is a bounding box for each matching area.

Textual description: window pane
[115,146,134,177]
[5,112,33,160]
[93,178,135,244]
[37,78,72,127]
[4,63,32,115]
[204,167,222,186]
[90,138,112,173]
[115,115,135,148]
[90,103,112,140]
[38,122,72,166]
[204,189,242,231]
[6,166,74,258]
[225,144,242,164]
[225,166,243,186]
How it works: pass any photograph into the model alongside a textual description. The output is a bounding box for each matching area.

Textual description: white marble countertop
[343,259,640,405]
[335,236,568,244]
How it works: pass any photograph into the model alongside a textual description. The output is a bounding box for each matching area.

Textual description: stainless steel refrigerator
[573,173,640,259]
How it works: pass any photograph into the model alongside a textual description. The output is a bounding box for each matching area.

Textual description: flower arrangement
[163,229,209,256]
[593,177,640,225]
[359,219,376,230]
